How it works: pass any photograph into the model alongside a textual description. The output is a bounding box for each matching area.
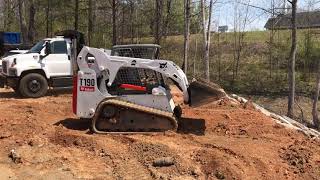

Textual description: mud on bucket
[188,78,226,107]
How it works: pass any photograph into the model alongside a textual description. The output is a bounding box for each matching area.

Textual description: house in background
[218,26,228,33]
[264,11,320,30]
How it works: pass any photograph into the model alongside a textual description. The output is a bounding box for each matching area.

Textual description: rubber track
[91,99,178,134]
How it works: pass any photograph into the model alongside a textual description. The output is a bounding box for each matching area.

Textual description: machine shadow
[47,88,72,96]
[0,90,18,98]
[55,117,206,136]
[177,117,206,136]
[0,88,72,99]
[54,118,90,131]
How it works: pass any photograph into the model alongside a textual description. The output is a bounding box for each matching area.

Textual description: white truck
[0,30,85,97]
[0,30,162,98]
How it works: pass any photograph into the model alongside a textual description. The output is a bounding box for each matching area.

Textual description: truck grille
[2,61,7,74]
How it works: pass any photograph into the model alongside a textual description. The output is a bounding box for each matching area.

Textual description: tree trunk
[50,9,53,37]
[88,0,93,46]
[74,0,79,31]
[154,0,163,45]
[163,0,172,39]
[204,0,214,81]
[201,0,211,80]
[112,0,117,45]
[5,0,13,31]
[217,31,221,81]
[232,29,237,82]
[232,2,238,83]
[28,0,36,43]
[3,0,8,31]
[183,0,190,74]
[287,0,298,118]
[129,1,134,43]
[312,61,320,129]
[18,0,28,44]
[46,0,50,37]
[121,6,125,44]
[193,38,198,77]
[235,33,244,77]
[200,0,207,52]
[269,0,275,78]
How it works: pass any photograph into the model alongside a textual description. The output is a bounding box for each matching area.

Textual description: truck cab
[0,30,84,98]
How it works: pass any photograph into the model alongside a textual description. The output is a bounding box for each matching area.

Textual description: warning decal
[80,86,95,92]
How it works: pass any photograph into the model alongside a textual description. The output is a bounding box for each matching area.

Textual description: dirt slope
[0,88,319,180]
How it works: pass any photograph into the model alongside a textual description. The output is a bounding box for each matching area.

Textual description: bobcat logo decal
[159,62,168,69]
[131,60,137,66]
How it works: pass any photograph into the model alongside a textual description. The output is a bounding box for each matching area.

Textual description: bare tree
[183,0,191,74]
[204,0,214,81]
[18,0,28,44]
[200,0,207,77]
[232,0,249,81]
[46,0,50,37]
[120,5,125,44]
[200,0,215,81]
[154,0,163,45]
[112,0,117,45]
[163,0,173,39]
[287,0,298,118]
[312,63,320,129]
[3,0,8,31]
[88,0,92,46]
[217,27,221,81]
[28,0,36,43]
[4,0,13,32]
[74,0,79,31]
[268,0,275,78]
[128,0,135,43]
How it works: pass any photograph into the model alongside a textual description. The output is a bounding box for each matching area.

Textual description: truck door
[43,40,71,76]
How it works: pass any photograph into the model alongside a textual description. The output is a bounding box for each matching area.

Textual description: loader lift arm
[77,46,190,104]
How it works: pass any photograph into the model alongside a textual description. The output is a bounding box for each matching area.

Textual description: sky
[213,0,320,31]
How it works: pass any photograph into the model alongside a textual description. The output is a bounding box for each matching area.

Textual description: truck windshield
[27,40,46,53]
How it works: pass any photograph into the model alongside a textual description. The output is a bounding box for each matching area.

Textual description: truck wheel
[19,73,48,98]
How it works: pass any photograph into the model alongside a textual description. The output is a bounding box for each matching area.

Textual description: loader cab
[111,44,160,60]
[108,44,167,96]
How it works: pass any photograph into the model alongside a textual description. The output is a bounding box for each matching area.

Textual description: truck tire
[19,73,48,98]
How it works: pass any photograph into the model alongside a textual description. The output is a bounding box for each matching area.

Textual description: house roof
[264,11,320,30]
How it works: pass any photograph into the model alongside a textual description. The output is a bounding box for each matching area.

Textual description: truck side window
[51,41,67,54]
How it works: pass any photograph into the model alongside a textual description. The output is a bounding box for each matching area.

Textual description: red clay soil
[0,87,319,179]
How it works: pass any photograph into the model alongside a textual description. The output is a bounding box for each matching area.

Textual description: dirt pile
[279,140,319,178]
[0,88,319,179]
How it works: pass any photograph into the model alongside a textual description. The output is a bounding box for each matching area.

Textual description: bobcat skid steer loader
[71,40,224,134]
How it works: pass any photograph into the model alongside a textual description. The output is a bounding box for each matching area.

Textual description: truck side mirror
[45,42,51,55]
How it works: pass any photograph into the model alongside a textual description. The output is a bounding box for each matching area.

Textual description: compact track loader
[71,40,224,133]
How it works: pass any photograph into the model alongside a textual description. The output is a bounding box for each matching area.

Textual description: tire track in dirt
[190,135,281,179]
[147,133,275,179]
[49,127,152,179]
[112,135,198,179]
[96,136,152,179]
